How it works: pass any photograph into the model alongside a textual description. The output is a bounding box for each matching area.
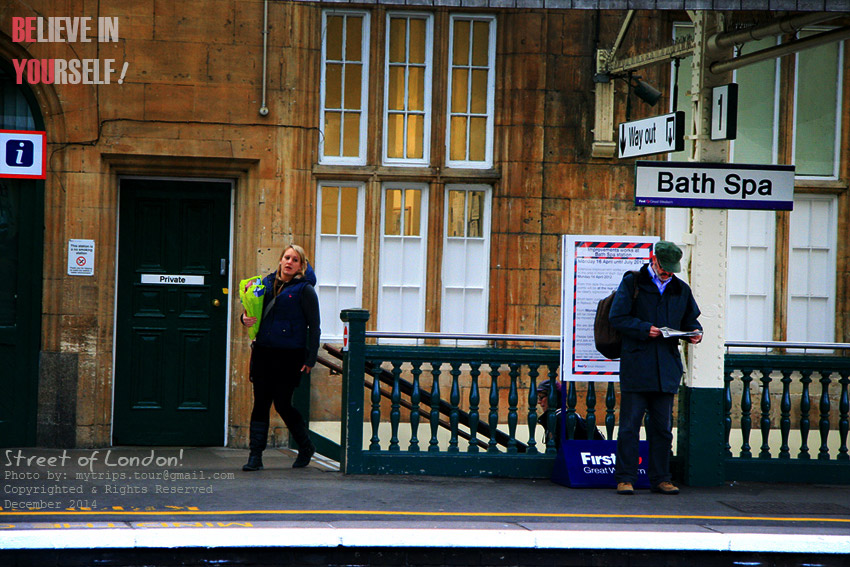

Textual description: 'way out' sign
[618,111,684,159]
[634,161,795,211]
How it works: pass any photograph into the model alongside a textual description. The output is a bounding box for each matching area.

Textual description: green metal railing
[724,342,850,484]
[339,309,850,483]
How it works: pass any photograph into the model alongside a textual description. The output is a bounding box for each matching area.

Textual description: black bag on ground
[593,270,640,360]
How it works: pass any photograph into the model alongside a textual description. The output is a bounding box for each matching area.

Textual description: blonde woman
[240,245,320,470]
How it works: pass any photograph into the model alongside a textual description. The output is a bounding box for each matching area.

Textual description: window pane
[407,114,424,159]
[321,186,339,234]
[471,21,490,67]
[322,11,368,164]
[326,16,343,60]
[469,117,487,161]
[447,190,465,237]
[441,185,490,338]
[787,196,836,342]
[345,16,362,60]
[340,187,358,235]
[344,64,362,110]
[467,191,483,237]
[325,64,342,109]
[389,18,406,63]
[447,16,494,167]
[671,24,694,161]
[387,66,405,111]
[324,112,341,156]
[453,20,470,66]
[470,69,488,114]
[451,69,468,113]
[404,189,421,236]
[409,18,426,64]
[343,112,360,157]
[733,38,776,164]
[408,67,425,111]
[386,114,404,158]
[450,116,467,161]
[795,33,839,176]
[385,189,401,235]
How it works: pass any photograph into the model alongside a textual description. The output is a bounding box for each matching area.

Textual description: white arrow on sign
[618,111,685,159]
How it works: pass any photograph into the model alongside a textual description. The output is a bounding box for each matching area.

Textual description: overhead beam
[708,11,841,52]
[710,25,850,74]
[605,37,695,75]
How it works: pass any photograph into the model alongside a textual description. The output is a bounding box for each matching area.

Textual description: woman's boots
[290,419,315,469]
[242,420,314,470]
[242,421,268,471]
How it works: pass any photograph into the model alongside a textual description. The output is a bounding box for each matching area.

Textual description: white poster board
[560,235,658,382]
[67,239,95,276]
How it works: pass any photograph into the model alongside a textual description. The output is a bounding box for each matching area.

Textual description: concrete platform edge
[2,527,849,554]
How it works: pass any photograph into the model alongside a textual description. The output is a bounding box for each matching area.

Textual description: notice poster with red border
[560,235,658,382]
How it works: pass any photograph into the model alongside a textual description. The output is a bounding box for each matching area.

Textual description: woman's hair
[277,244,309,280]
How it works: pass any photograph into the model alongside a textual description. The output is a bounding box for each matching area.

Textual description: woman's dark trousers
[245,346,314,470]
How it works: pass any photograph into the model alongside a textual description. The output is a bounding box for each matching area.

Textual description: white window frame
[382,12,433,167]
[786,194,837,345]
[445,14,497,169]
[441,184,491,341]
[791,30,843,180]
[725,210,776,350]
[728,39,781,167]
[377,182,429,339]
[319,10,370,166]
[315,181,366,342]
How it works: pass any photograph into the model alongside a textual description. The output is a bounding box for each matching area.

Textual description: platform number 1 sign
[711,84,738,141]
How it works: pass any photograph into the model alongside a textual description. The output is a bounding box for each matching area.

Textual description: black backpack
[593,270,640,360]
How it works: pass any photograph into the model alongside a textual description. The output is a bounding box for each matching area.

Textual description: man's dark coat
[608,265,702,393]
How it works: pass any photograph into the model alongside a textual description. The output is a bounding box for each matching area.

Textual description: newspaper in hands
[659,327,703,339]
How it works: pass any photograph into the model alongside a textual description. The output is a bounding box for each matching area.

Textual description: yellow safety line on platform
[1,509,850,524]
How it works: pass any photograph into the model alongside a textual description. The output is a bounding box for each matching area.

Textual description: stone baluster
[507,363,519,453]
[759,369,772,459]
[428,363,441,453]
[389,361,402,452]
[468,362,481,453]
[798,370,812,460]
[487,363,500,454]
[740,369,753,458]
[526,364,539,454]
[818,371,832,460]
[779,369,791,459]
[369,366,382,452]
[448,362,461,453]
[409,361,422,453]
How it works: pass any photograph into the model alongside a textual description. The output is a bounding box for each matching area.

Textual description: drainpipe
[259,0,269,116]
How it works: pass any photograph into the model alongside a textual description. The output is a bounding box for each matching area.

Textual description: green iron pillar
[677,12,733,486]
[340,309,370,473]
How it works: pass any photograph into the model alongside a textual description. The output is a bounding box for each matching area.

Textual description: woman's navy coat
[608,265,702,393]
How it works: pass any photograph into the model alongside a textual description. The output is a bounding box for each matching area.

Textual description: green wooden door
[0,177,43,447]
[114,179,231,445]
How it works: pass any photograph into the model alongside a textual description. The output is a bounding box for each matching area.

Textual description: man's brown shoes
[616,482,634,495]
[651,481,680,495]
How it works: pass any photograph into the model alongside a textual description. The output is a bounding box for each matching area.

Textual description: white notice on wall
[560,235,658,382]
[67,239,95,276]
